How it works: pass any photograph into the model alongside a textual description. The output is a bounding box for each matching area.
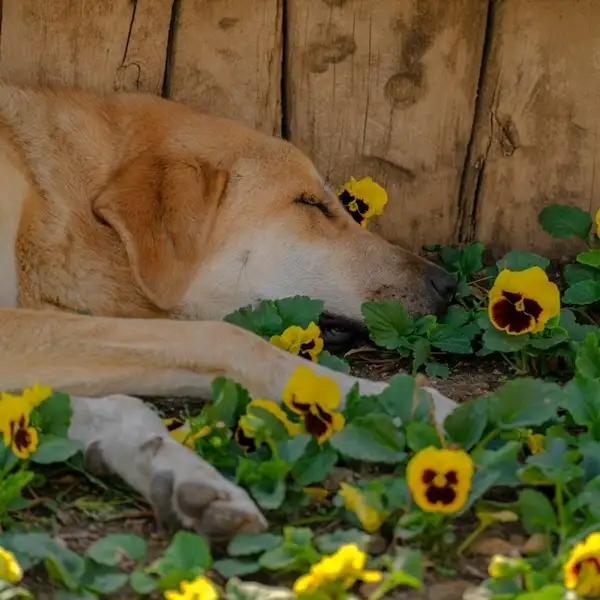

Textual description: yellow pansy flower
[235,399,301,453]
[270,322,324,362]
[283,366,344,444]
[293,544,382,595]
[164,575,219,600]
[339,483,388,533]
[527,432,544,455]
[0,546,23,583]
[22,383,53,409]
[162,418,212,449]
[336,176,388,227]
[564,532,600,596]
[406,446,474,514]
[488,267,560,335]
[0,394,39,459]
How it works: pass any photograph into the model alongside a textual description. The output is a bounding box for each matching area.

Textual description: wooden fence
[1,0,598,257]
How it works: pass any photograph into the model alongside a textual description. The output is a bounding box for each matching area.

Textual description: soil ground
[14,348,514,600]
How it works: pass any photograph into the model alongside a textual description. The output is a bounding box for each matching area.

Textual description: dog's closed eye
[294,193,333,218]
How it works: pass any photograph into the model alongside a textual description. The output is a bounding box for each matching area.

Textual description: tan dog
[0,84,457,540]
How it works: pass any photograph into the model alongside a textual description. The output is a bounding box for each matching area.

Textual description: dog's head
[93,122,454,326]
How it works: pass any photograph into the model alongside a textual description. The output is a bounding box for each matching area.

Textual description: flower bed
[2,183,600,599]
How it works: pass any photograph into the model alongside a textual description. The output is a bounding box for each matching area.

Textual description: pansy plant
[336,176,388,227]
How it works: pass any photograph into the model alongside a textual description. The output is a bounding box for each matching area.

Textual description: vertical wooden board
[0,0,173,94]
[169,0,282,136]
[469,0,600,257]
[286,0,488,250]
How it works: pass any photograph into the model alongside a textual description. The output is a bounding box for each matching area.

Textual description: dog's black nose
[426,267,457,303]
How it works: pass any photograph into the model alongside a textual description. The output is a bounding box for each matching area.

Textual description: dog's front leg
[68,394,269,541]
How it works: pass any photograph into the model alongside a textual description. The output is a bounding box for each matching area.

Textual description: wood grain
[463,0,600,257]
[0,0,173,94]
[286,0,489,251]
[168,0,282,135]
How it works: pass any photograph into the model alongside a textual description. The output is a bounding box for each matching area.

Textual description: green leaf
[228,533,283,557]
[565,263,600,285]
[488,379,561,429]
[440,306,470,327]
[250,477,287,511]
[457,242,485,276]
[517,489,557,534]
[213,558,262,579]
[31,437,82,464]
[277,434,311,463]
[314,530,371,554]
[223,301,283,336]
[538,203,592,240]
[291,441,338,486]
[562,375,600,427]
[208,377,250,426]
[44,546,86,591]
[428,325,473,354]
[496,250,550,272]
[274,296,324,329]
[578,250,600,269]
[411,338,430,371]
[405,422,442,452]
[37,392,72,438]
[129,572,157,594]
[318,351,350,374]
[153,531,212,576]
[528,327,568,350]
[564,280,600,305]
[330,415,406,463]
[560,308,598,342]
[361,301,414,350]
[576,332,600,379]
[481,327,530,353]
[258,547,297,571]
[425,362,450,379]
[86,534,147,567]
[81,563,129,595]
[378,374,429,422]
[444,398,488,451]
[519,438,583,486]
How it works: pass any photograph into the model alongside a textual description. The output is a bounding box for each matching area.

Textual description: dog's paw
[71,395,268,542]
[144,436,268,541]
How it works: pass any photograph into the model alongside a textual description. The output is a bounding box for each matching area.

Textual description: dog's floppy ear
[93,149,228,310]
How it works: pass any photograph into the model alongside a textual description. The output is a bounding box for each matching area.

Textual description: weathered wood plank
[464,0,600,257]
[0,0,173,95]
[286,0,489,250]
[169,0,282,136]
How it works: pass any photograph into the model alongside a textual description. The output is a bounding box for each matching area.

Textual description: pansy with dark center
[339,190,369,225]
[564,532,600,596]
[283,366,345,445]
[6,413,38,460]
[270,322,324,362]
[488,267,560,336]
[406,447,474,514]
[336,176,388,228]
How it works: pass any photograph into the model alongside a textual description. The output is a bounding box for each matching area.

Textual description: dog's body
[0,84,457,540]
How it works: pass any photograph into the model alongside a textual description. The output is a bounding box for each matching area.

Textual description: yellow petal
[361,570,383,583]
[406,446,474,514]
[0,547,23,583]
[339,483,387,533]
[22,383,53,408]
[248,398,300,437]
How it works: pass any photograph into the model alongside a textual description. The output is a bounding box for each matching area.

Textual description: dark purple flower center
[339,190,369,224]
[421,469,459,506]
[491,291,544,334]
[299,339,316,360]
